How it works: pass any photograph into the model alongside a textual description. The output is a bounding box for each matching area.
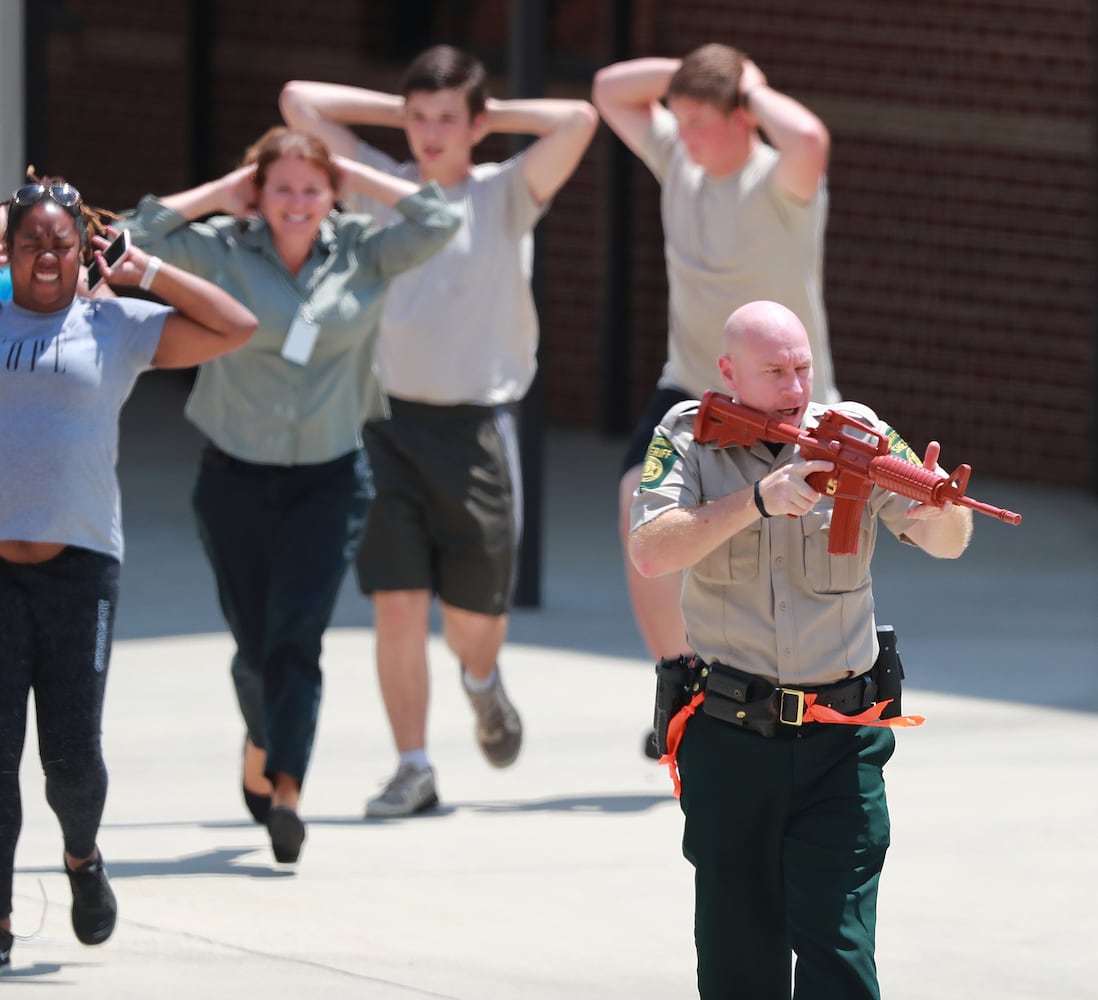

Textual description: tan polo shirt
[630,400,921,686]
[640,108,839,404]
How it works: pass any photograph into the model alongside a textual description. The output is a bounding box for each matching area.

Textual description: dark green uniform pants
[677,710,895,1000]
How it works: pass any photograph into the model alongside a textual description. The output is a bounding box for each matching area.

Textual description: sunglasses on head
[10,183,82,208]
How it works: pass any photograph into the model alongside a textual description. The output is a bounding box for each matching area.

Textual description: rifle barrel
[958,496,1022,525]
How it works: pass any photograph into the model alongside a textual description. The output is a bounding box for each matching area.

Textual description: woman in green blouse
[123,128,461,864]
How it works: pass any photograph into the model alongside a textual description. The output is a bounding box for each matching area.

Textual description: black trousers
[678,711,895,1000]
[192,446,373,785]
[0,547,119,919]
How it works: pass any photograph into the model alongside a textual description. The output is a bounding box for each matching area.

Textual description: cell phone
[85,229,131,292]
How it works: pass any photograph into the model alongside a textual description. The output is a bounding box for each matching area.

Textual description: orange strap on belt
[801,694,926,729]
[659,692,706,798]
[658,693,925,798]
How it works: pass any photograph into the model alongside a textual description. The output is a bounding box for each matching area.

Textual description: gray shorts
[354,397,522,615]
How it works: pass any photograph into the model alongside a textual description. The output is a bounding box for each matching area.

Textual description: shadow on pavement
[17,848,292,880]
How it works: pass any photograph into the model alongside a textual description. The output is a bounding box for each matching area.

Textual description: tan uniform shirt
[631,400,921,686]
[640,108,839,404]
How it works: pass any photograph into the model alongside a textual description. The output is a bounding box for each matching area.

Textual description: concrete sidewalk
[6,372,1097,998]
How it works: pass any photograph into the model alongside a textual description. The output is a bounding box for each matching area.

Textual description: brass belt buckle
[779,688,805,726]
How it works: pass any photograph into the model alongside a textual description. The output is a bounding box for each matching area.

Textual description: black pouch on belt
[701,660,781,737]
[872,625,904,719]
[653,656,698,756]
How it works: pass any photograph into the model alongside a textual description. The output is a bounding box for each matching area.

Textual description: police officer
[629,300,973,1000]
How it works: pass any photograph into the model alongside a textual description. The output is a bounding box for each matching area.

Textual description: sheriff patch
[639,435,679,490]
[885,427,921,465]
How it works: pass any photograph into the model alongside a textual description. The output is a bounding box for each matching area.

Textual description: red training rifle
[693,391,1022,555]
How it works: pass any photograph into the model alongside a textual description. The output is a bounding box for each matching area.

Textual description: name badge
[281,307,319,366]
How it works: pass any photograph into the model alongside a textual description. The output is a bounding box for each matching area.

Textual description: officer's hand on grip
[758,460,834,517]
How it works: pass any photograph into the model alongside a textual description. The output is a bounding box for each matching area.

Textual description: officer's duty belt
[696,659,885,739]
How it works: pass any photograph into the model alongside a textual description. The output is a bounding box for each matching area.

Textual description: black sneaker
[0,926,12,971]
[65,851,118,946]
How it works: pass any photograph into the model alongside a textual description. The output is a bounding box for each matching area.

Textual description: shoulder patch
[885,427,921,465]
[639,435,680,490]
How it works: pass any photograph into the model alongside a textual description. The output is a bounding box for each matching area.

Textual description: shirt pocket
[693,519,762,585]
[801,505,872,594]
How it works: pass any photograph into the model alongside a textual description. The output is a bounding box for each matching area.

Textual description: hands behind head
[738,59,768,103]
[220,164,261,217]
[330,154,356,199]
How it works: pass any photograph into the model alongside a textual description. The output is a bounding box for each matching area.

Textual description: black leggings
[0,547,119,919]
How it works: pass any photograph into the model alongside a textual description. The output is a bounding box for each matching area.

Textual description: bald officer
[629,300,973,1000]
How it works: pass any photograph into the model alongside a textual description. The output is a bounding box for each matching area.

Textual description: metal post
[1092,0,1098,494]
[599,0,633,434]
[21,0,80,175]
[509,0,548,607]
[186,0,214,186]
[22,0,48,174]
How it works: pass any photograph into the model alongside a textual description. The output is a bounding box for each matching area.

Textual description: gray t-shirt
[346,142,546,406]
[0,296,168,560]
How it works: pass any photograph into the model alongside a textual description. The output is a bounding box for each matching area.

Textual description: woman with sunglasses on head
[0,178,257,971]
[120,127,461,866]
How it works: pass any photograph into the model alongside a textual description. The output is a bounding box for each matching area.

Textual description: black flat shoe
[267,806,306,864]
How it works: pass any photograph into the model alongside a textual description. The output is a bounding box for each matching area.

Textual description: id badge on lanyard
[281,304,320,366]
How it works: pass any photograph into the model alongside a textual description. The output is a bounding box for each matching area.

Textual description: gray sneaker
[464,672,523,768]
[365,763,438,818]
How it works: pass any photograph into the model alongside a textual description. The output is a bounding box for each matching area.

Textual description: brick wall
[37,0,1096,486]
[618,0,1097,484]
